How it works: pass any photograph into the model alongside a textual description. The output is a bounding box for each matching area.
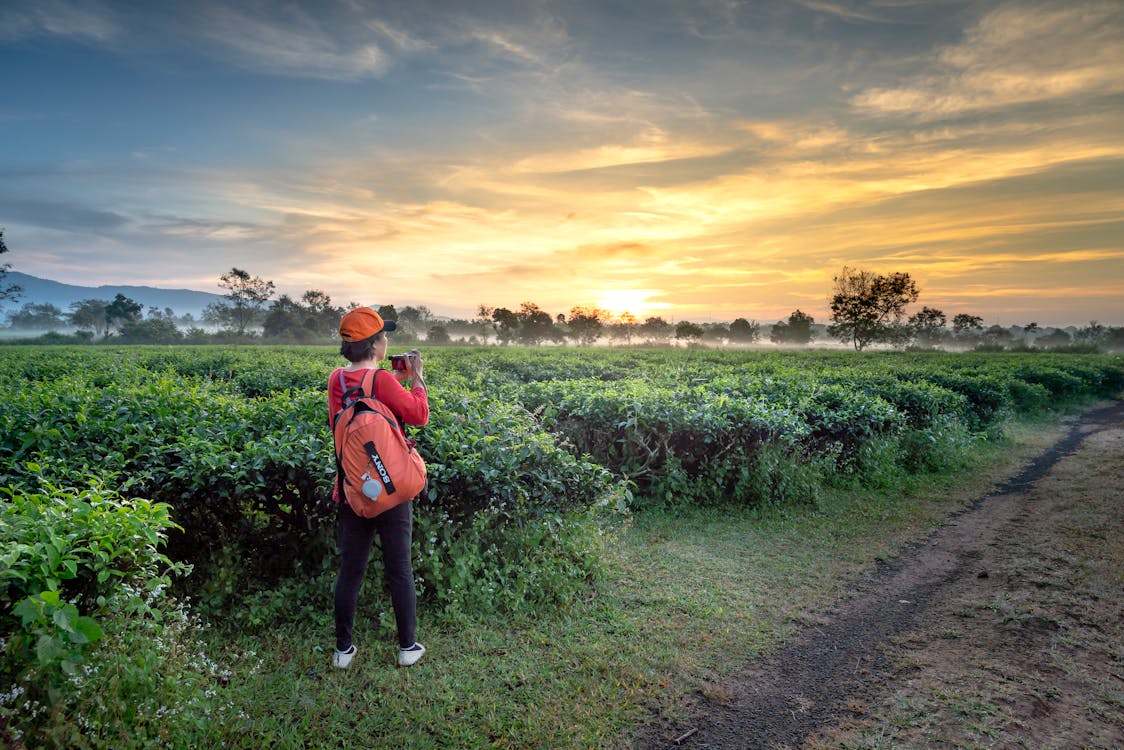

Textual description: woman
[328,306,428,668]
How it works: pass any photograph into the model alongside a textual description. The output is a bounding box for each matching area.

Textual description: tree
[215,268,275,334]
[117,318,183,344]
[105,294,143,333]
[702,323,729,345]
[68,299,111,338]
[263,290,343,342]
[474,305,497,341]
[609,312,638,346]
[638,316,671,345]
[0,228,22,303]
[983,324,1013,343]
[300,290,342,338]
[146,306,176,320]
[728,317,761,344]
[490,307,520,345]
[567,306,609,346]
[7,302,65,330]
[1035,329,1072,348]
[770,309,815,345]
[1103,326,1124,353]
[397,306,433,338]
[1075,321,1107,345]
[262,295,307,341]
[908,306,947,347]
[674,320,704,344]
[951,314,984,345]
[427,324,452,345]
[827,267,919,350]
[516,302,556,345]
[374,304,398,324]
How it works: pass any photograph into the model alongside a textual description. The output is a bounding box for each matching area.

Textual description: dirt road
[636,401,1123,749]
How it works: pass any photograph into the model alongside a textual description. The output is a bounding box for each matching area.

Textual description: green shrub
[0,475,201,749]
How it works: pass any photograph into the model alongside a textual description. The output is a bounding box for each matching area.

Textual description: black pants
[334,500,416,651]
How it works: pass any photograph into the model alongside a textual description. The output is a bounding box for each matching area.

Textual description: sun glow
[594,289,669,319]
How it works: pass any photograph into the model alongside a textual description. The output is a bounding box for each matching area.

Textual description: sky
[1,0,1122,327]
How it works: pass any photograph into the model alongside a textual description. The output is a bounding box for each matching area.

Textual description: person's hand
[406,349,424,385]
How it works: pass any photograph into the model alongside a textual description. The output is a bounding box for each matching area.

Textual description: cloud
[196,4,390,80]
[0,195,128,232]
[138,218,275,242]
[509,128,731,174]
[0,0,120,43]
[852,1,1124,117]
[794,0,895,24]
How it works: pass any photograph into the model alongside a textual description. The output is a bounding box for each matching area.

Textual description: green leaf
[14,596,43,626]
[53,606,76,633]
[36,635,64,666]
[75,616,104,644]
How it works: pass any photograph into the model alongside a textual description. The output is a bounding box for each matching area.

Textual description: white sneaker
[333,645,357,669]
[397,642,425,667]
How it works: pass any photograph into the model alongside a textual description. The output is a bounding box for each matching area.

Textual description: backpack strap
[340,367,380,410]
[360,367,379,402]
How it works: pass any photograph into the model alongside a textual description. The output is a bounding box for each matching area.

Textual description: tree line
[1,249,1121,352]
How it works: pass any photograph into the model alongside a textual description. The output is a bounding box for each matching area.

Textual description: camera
[390,354,409,371]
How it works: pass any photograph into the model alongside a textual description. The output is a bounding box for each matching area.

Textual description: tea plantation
[2,345,1121,747]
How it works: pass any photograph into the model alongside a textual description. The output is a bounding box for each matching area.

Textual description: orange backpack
[332,368,427,518]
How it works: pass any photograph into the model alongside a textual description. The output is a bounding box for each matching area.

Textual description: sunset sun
[594,289,669,320]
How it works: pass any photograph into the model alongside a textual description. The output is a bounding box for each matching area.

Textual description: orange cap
[339,307,397,341]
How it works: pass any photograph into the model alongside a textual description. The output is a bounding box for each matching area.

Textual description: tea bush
[0,475,200,749]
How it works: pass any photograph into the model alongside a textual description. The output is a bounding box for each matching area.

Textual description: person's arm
[327,368,343,426]
[375,368,429,426]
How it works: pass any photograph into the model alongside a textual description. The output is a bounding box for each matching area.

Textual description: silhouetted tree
[517,302,555,345]
[475,305,497,341]
[263,295,307,341]
[609,312,638,346]
[7,302,65,330]
[373,303,397,322]
[300,290,342,338]
[397,305,432,338]
[1035,329,1072,348]
[951,313,984,345]
[675,320,704,344]
[263,290,343,342]
[427,324,452,344]
[68,299,111,337]
[215,268,275,334]
[728,317,761,344]
[117,318,183,344]
[639,316,672,345]
[1075,321,1107,345]
[702,323,729,345]
[105,294,143,333]
[980,325,1014,347]
[827,267,918,350]
[908,306,947,347]
[770,310,815,345]
[491,307,520,345]
[567,306,609,346]
[0,228,21,303]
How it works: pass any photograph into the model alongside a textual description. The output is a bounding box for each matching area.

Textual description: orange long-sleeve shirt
[328,367,429,430]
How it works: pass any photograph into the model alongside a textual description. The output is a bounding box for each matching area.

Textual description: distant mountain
[1,272,224,319]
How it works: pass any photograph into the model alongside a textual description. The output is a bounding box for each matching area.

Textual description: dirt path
[635,401,1124,749]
